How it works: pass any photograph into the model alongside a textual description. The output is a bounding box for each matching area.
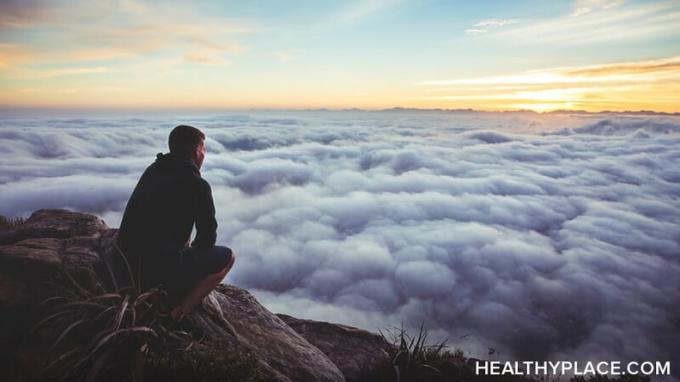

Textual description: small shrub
[379,322,466,382]
[377,324,534,382]
[145,344,273,382]
[30,245,196,381]
[28,240,272,382]
[0,214,26,228]
[32,275,189,382]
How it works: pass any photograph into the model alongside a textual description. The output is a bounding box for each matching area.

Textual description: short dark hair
[169,125,205,156]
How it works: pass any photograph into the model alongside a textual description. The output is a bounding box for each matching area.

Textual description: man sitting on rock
[117,125,235,320]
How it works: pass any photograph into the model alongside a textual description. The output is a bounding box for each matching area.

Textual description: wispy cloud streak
[0,0,253,76]
[466,18,517,35]
[496,1,680,44]
[572,0,624,17]
[417,56,680,112]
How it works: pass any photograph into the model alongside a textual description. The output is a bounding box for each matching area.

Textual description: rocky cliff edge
[0,209,393,382]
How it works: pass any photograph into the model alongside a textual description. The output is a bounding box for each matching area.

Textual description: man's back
[117,124,233,320]
[117,152,217,289]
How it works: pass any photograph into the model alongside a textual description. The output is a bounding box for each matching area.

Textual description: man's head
[169,125,206,169]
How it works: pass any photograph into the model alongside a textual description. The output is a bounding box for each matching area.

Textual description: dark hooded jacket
[117,152,217,289]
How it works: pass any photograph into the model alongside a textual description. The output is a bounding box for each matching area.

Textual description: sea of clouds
[1,109,679,367]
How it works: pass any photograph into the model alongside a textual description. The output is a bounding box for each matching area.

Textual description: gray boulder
[278,314,393,382]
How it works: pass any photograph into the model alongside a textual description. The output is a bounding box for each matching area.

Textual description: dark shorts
[164,245,233,295]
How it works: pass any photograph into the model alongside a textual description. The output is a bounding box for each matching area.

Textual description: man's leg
[171,248,235,320]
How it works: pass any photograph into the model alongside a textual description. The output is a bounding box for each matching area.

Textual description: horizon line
[0,105,679,116]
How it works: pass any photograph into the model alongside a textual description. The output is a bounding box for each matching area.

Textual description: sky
[1,0,679,112]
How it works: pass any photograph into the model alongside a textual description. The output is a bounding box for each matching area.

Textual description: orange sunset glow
[0,0,679,112]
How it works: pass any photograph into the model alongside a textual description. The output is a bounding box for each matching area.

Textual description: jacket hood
[154,152,200,174]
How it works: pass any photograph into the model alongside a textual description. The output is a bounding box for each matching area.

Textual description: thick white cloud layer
[1,110,679,366]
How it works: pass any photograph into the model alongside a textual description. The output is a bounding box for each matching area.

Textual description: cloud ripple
[0,110,679,368]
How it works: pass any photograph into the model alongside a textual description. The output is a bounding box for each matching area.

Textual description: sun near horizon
[1,0,679,114]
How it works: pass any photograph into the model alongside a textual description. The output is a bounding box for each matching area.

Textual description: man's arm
[191,179,218,248]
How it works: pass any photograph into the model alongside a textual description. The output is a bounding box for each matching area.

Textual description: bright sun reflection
[415,56,680,113]
[512,102,575,112]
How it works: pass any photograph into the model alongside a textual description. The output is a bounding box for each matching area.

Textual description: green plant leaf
[87,293,124,303]
[30,309,76,335]
[51,318,86,351]
[85,346,117,382]
[94,304,119,322]
[62,266,96,299]
[43,347,81,373]
[112,295,130,331]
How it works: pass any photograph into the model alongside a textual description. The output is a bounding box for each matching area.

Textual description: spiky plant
[30,244,194,382]
[380,322,456,382]
[0,214,26,228]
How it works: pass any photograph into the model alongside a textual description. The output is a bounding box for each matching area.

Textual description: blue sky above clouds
[1,0,679,111]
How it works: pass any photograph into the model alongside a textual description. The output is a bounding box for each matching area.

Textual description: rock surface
[192,285,345,382]
[278,314,393,382]
[0,209,107,245]
[0,209,394,382]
